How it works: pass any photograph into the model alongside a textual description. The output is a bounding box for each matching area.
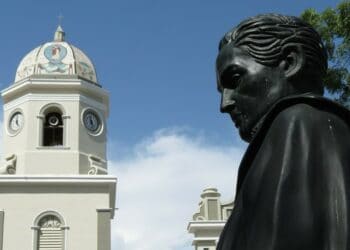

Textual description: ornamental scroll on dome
[73,45,96,82]
[15,47,40,81]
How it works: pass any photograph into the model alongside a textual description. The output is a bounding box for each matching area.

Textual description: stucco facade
[188,188,233,250]
[0,26,116,250]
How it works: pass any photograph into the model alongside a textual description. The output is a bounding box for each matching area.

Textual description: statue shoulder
[276,102,327,122]
[269,99,350,136]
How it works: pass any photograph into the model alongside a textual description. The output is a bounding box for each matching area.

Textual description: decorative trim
[33,210,66,227]
[187,221,226,233]
[192,237,219,241]
[97,208,118,219]
[0,176,117,217]
[192,236,219,244]
[88,154,107,175]
[96,208,113,213]
[3,93,107,112]
[38,102,66,116]
[3,77,104,94]
[0,154,17,175]
[88,166,98,175]
[0,176,116,181]
[39,215,62,228]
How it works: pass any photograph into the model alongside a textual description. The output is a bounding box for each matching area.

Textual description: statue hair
[219,14,328,94]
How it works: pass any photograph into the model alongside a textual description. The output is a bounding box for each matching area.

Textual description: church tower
[0,26,116,250]
[188,188,233,250]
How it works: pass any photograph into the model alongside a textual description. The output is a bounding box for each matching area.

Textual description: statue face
[216,44,288,142]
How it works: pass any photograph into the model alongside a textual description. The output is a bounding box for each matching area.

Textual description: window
[37,215,64,249]
[43,112,63,146]
[33,212,66,250]
[38,104,67,147]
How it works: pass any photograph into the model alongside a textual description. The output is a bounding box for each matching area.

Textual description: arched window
[38,104,67,147]
[33,212,67,250]
[43,111,63,146]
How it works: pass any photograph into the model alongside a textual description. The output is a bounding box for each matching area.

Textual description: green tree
[301,1,350,106]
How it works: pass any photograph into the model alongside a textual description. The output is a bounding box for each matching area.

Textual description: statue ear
[280,45,306,79]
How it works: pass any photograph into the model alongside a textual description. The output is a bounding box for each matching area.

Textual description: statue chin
[238,126,252,143]
[238,118,262,143]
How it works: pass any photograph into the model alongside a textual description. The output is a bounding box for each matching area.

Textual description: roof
[15,26,98,84]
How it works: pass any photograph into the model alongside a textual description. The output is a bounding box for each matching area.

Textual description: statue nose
[220,89,236,113]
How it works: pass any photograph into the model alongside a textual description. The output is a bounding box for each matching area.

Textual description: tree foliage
[301,1,350,106]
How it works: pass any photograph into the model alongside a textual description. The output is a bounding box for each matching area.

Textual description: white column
[97,208,112,250]
[0,210,4,250]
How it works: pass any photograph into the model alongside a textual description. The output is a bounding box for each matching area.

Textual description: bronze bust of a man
[216,14,350,250]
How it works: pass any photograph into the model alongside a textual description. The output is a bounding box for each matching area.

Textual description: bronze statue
[216,14,350,250]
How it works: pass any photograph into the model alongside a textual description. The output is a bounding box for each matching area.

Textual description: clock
[83,109,102,134]
[9,111,24,134]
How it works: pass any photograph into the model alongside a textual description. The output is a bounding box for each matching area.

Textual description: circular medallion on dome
[40,43,70,74]
[44,44,67,64]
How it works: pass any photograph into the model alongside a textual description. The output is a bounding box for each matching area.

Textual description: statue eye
[221,71,242,89]
[230,73,241,88]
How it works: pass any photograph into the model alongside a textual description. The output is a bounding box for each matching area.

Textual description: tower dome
[15,26,98,84]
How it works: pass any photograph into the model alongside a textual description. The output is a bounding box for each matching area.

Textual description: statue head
[216,14,328,142]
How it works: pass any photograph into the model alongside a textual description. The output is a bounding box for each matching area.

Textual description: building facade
[188,188,233,250]
[0,26,116,250]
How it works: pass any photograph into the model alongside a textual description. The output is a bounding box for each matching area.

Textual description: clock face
[83,110,101,133]
[9,112,24,134]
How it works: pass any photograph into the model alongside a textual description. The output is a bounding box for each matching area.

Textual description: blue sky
[0,0,340,149]
[0,1,342,249]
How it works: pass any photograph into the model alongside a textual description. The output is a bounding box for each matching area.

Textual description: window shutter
[37,215,64,250]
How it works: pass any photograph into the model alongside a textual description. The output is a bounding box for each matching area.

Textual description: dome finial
[54,14,65,42]
[54,25,65,42]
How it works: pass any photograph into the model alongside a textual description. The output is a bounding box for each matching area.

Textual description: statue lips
[230,110,242,128]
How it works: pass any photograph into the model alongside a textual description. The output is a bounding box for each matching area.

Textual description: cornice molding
[0,176,117,218]
[3,93,107,112]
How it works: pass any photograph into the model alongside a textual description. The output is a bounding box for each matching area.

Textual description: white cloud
[0,118,244,249]
[109,128,244,250]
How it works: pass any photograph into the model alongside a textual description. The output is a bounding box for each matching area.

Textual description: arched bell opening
[43,111,63,146]
[38,104,67,147]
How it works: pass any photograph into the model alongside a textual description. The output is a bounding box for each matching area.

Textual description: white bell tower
[2,26,109,175]
[0,26,117,250]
